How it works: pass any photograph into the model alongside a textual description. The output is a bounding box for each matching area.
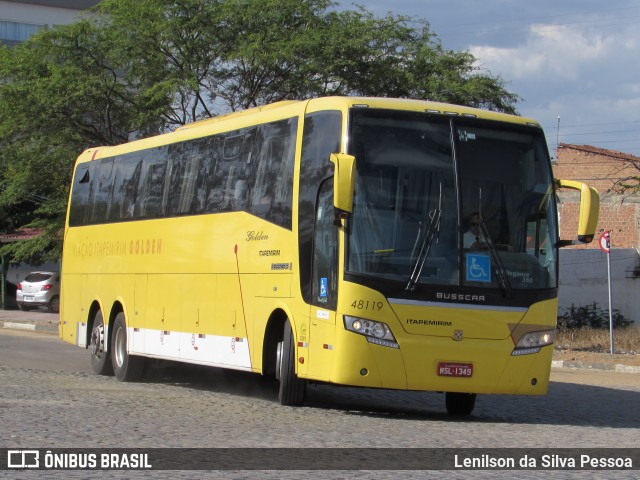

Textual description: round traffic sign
[599,231,610,253]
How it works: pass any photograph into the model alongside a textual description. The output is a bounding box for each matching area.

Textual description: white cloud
[470,25,617,81]
[467,21,640,153]
[344,0,640,153]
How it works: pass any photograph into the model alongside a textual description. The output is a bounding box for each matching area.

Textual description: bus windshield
[347,109,559,292]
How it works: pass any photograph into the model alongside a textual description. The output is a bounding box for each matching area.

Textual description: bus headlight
[344,315,399,349]
[512,329,555,356]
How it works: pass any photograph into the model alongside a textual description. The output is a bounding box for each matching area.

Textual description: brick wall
[553,144,640,249]
[553,143,640,194]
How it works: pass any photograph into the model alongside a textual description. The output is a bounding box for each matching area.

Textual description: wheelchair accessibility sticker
[466,254,491,283]
[320,277,328,298]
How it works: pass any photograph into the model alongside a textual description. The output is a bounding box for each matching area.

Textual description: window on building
[0,20,46,44]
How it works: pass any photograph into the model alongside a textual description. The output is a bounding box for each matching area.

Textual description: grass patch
[555,327,640,354]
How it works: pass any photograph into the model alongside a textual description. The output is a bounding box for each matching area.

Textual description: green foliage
[0,19,168,263]
[0,0,521,263]
[557,302,633,330]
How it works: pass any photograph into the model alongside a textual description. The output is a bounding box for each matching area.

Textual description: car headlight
[344,315,399,349]
[512,329,555,356]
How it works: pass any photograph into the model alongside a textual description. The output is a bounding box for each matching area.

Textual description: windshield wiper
[405,184,442,291]
[476,213,513,298]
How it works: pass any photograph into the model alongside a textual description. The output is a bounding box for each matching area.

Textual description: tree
[0,19,170,262]
[610,159,640,196]
[97,0,518,118]
[0,0,520,263]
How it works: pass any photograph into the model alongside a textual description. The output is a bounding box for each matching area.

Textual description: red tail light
[41,284,53,291]
[17,283,22,290]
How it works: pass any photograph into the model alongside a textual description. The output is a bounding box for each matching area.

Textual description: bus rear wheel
[445,392,476,415]
[89,310,113,376]
[111,312,144,382]
[276,319,306,405]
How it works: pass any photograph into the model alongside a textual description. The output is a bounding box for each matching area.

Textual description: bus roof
[76,96,541,163]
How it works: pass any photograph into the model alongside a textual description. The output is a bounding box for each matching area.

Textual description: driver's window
[311,179,338,309]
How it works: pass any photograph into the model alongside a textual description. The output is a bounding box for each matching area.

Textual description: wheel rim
[114,326,126,368]
[90,323,104,357]
[50,297,60,313]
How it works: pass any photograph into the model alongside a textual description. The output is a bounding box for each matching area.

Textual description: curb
[2,320,59,334]
[551,359,640,374]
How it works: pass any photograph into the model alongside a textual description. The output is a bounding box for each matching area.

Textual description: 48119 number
[350,300,384,311]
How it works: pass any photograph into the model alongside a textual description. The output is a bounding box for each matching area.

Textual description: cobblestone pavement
[1,311,639,479]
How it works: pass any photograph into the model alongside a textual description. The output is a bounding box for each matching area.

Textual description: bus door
[307,179,339,382]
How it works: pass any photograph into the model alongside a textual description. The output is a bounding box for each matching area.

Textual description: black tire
[111,312,144,382]
[277,319,306,405]
[47,295,60,313]
[445,392,477,415]
[19,304,31,312]
[89,310,113,376]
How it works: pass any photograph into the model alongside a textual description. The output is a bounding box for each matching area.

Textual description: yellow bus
[60,96,598,415]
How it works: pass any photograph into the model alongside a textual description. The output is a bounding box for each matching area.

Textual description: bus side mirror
[329,153,356,215]
[555,179,600,245]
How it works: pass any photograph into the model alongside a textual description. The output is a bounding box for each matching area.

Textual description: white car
[16,271,60,313]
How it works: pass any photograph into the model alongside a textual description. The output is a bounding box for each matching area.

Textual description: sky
[339,0,640,158]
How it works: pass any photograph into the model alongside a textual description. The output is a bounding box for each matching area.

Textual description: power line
[557,120,640,129]
[558,129,640,138]
[432,7,640,30]
[431,7,640,30]
[430,8,640,45]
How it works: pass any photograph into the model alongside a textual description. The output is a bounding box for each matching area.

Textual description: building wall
[559,248,639,326]
[556,193,640,250]
[0,0,98,45]
[554,143,640,195]
[553,144,640,325]
[553,144,640,250]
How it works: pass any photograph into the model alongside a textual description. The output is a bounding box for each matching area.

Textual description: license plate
[438,362,473,377]
[24,296,35,302]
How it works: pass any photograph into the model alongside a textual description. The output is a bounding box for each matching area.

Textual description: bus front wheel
[89,310,113,376]
[276,319,306,405]
[111,312,144,382]
[445,392,477,415]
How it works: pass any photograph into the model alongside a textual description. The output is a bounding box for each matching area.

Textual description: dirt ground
[553,348,640,367]
[550,366,640,389]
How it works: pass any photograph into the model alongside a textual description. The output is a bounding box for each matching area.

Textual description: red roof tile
[558,143,640,163]
[0,228,43,243]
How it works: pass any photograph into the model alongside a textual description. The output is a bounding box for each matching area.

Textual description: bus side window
[118,155,142,220]
[91,159,114,224]
[68,163,94,226]
[249,118,297,229]
[219,128,255,212]
[190,137,217,215]
[166,139,209,216]
[204,137,224,213]
[136,147,168,219]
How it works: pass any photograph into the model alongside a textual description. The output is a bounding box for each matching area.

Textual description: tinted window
[68,163,96,227]
[67,117,298,230]
[298,111,342,304]
[24,273,52,282]
[249,118,297,229]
